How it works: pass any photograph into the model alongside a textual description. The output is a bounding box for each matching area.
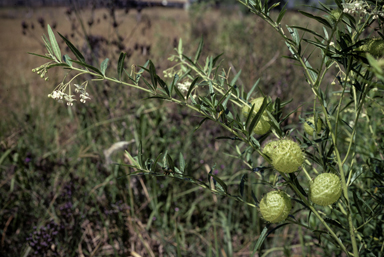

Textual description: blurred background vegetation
[0,0,361,256]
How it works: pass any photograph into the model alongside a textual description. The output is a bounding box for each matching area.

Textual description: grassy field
[0,4,340,257]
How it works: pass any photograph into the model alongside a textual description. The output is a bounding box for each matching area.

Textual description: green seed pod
[241,97,271,135]
[269,139,304,173]
[262,140,279,160]
[304,116,322,135]
[358,38,384,57]
[310,173,342,206]
[260,191,292,223]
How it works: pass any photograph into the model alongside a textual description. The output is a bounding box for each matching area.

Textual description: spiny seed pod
[310,173,342,206]
[260,191,292,223]
[262,140,279,160]
[304,116,322,135]
[358,38,384,57]
[241,97,271,135]
[264,138,304,173]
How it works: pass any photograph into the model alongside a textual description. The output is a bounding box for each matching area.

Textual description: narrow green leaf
[281,103,303,122]
[290,25,324,39]
[248,98,268,135]
[63,54,72,67]
[58,32,85,63]
[289,173,307,197]
[246,78,260,102]
[47,24,61,62]
[100,58,109,76]
[245,103,256,129]
[166,154,175,173]
[352,191,365,222]
[222,93,231,108]
[117,52,126,80]
[251,190,259,204]
[324,218,345,230]
[367,53,383,74]
[145,96,169,100]
[178,38,183,54]
[182,54,195,65]
[217,87,232,107]
[151,153,163,173]
[137,141,143,168]
[273,97,281,120]
[179,153,185,173]
[211,53,223,68]
[277,9,286,24]
[252,226,268,254]
[136,60,149,83]
[194,37,204,63]
[207,56,213,77]
[239,174,247,197]
[42,35,53,57]
[71,60,103,76]
[124,150,140,168]
[195,117,210,131]
[230,70,242,86]
[209,174,228,193]
[123,68,136,83]
[334,0,343,9]
[149,61,158,90]
[142,78,156,92]
[303,39,327,50]
[0,149,12,166]
[298,10,332,28]
[46,63,70,70]
[169,74,180,97]
[266,223,289,236]
[28,52,53,60]
[266,111,282,137]
[186,77,199,100]
[156,75,170,96]
[286,26,300,47]
[276,1,288,23]
[268,2,280,12]
[303,58,318,82]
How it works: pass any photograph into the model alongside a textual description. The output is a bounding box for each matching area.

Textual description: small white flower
[177,81,191,93]
[64,94,76,105]
[80,93,91,103]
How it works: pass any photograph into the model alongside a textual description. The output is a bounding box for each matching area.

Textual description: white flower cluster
[48,82,91,106]
[370,9,384,19]
[48,90,76,106]
[342,1,384,19]
[177,81,191,93]
[342,1,368,15]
